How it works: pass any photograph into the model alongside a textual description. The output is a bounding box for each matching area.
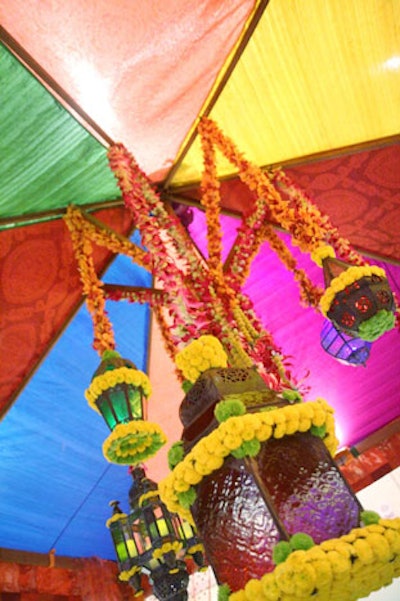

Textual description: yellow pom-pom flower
[311,244,336,267]
[175,335,228,383]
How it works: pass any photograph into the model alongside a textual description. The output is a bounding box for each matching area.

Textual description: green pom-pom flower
[282,389,302,403]
[358,309,395,341]
[182,380,193,394]
[231,438,261,459]
[102,349,121,360]
[214,398,246,423]
[177,487,197,509]
[273,541,292,565]
[361,510,381,525]
[168,441,185,470]
[218,584,231,601]
[310,424,327,438]
[290,532,315,551]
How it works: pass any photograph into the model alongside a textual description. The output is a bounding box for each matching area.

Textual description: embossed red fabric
[0,207,134,416]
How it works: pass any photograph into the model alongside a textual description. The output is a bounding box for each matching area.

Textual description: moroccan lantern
[108,466,205,601]
[320,319,372,366]
[87,350,146,429]
[167,363,361,592]
[320,257,395,341]
[85,350,166,465]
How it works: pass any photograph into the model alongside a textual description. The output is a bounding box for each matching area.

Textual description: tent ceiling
[0,0,399,566]
[0,0,257,182]
[169,0,400,186]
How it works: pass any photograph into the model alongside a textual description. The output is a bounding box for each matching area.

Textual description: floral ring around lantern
[225,518,400,601]
[85,366,152,411]
[102,420,167,465]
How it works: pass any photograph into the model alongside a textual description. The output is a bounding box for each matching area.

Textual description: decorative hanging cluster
[106,141,295,389]
[195,117,397,363]
[65,117,400,601]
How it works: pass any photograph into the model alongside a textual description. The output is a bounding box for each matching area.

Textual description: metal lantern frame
[108,466,205,600]
[320,319,372,366]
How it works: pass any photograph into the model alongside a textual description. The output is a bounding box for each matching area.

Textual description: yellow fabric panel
[171,0,400,187]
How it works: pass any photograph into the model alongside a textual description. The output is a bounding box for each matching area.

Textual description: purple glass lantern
[320,319,372,366]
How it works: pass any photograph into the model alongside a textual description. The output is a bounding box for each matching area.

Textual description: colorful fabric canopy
[0,0,399,563]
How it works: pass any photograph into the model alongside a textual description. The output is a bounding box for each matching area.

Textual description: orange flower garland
[64,207,116,354]
[199,124,223,275]
[273,170,367,267]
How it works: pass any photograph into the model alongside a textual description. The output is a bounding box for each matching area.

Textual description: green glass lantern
[85,351,166,465]
[86,350,147,430]
[106,501,144,595]
[176,517,206,570]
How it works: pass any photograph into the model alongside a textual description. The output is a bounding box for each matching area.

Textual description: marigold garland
[273,170,368,268]
[227,518,400,601]
[200,122,224,275]
[118,565,141,582]
[105,512,128,528]
[310,244,336,267]
[65,204,149,268]
[198,118,328,255]
[159,398,337,522]
[138,490,159,507]
[85,366,152,412]
[152,540,183,560]
[64,208,115,354]
[102,420,167,465]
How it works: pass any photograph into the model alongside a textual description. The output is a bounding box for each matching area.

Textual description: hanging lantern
[320,319,372,366]
[85,350,166,465]
[107,500,145,596]
[108,466,205,601]
[320,257,395,341]
[88,351,147,429]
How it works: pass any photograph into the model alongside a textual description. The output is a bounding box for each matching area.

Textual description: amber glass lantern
[173,366,362,592]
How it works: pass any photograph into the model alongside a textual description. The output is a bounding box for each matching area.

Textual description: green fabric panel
[0,44,121,219]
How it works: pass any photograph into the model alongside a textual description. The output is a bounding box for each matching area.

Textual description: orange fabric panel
[0,208,133,416]
[1,0,256,180]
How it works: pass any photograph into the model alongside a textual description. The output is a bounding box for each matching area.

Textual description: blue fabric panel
[0,237,152,558]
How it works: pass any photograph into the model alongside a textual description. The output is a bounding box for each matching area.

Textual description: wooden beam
[0,198,124,231]
[0,547,81,570]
